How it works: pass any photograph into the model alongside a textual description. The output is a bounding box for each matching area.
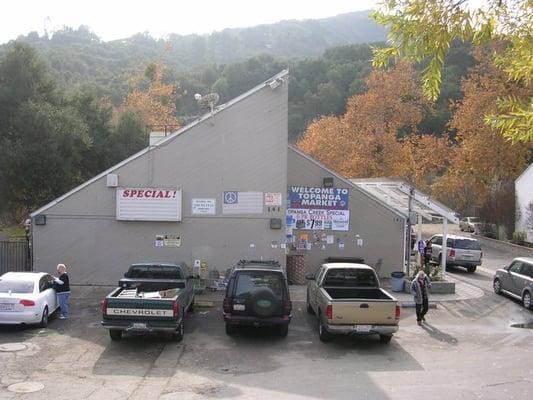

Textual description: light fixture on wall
[323,177,334,188]
[34,215,46,225]
[268,77,284,90]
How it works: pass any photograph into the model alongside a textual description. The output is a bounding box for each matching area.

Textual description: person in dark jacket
[411,270,431,325]
[54,263,70,319]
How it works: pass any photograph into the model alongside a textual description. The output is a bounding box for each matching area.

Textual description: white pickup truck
[306,263,400,343]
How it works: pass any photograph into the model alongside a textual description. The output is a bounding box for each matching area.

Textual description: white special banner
[286,208,350,231]
[116,188,182,221]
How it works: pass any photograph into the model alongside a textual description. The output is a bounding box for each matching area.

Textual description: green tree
[111,110,147,161]
[372,0,533,142]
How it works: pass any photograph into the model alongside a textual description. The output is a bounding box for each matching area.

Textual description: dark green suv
[222,260,292,336]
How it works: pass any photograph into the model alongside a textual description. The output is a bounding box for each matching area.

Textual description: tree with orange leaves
[431,49,532,220]
[122,62,181,129]
[297,62,450,190]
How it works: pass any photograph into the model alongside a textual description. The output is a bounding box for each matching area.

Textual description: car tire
[173,322,184,342]
[39,307,49,328]
[318,314,332,342]
[225,322,237,336]
[278,324,289,337]
[379,334,393,344]
[466,266,477,273]
[523,291,532,310]
[109,329,122,341]
[306,292,315,315]
[493,278,502,295]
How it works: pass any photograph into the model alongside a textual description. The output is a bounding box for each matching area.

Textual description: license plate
[354,325,372,333]
[0,303,14,311]
[132,323,147,329]
[233,304,245,311]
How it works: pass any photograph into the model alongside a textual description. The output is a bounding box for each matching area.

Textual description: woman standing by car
[54,264,70,319]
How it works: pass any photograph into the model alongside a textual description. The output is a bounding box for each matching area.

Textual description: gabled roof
[31,70,289,217]
[288,146,406,220]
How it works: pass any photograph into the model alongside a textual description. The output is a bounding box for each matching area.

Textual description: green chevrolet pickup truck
[101,262,195,341]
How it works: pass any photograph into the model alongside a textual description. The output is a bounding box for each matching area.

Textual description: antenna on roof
[194,92,220,124]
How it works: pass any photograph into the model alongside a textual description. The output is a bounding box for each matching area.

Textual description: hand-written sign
[117,188,182,221]
[289,187,349,210]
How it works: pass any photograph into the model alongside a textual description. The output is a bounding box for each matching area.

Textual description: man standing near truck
[411,270,431,325]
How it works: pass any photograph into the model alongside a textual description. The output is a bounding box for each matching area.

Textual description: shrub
[511,231,527,245]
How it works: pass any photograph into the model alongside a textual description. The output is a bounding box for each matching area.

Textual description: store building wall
[287,147,405,277]
[32,74,289,284]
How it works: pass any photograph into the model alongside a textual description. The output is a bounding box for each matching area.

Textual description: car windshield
[235,271,283,298]
[323,268,378,287]
[454,239,481,250]
[0,280,34,293]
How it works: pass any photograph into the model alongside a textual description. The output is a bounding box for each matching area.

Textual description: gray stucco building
[31,70,406,285]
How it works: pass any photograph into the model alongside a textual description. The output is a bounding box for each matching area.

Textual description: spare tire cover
[249,287,282,316]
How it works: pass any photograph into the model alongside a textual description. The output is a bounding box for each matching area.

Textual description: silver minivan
[493,257,533,309]
[426,234,482,273]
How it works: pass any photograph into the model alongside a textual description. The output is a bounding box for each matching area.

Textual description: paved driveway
[0,279,531,400]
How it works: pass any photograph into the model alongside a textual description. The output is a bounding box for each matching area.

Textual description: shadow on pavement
[421,322,458,345]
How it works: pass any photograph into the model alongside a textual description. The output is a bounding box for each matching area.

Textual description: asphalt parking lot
[1,279,532,400]
[1,226,532,399]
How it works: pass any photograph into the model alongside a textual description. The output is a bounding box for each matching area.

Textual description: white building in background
[515,163,533,242]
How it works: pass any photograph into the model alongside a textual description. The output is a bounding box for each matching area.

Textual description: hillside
[1,11,386,101]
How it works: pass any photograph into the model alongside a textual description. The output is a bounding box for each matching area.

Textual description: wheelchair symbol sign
[224,191,238,204]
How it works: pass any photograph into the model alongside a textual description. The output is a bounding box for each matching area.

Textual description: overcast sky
[0,0,379,44]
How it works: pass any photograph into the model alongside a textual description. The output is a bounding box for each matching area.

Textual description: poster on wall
[192,198,216,215]
[264,193,282,206]
[286,186,349,231]
[117,188,181,221]
[222,191,263,214]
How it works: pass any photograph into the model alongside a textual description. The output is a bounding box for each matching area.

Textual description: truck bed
[324,287,394,301]
[320,287,397,325]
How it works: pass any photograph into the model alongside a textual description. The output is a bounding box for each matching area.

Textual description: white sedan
[0,272,59,327]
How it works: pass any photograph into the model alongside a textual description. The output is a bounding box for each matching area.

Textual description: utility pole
[406,186,414,277]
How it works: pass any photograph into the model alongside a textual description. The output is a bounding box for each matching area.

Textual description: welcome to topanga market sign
[287,187,349,231]
[288,186,349,210]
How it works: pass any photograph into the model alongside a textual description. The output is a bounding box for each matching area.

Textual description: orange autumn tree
[298,62,450,190]
[122,62,181,128]
[432,49,533,218]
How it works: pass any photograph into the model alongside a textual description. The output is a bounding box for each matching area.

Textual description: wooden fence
[0,240,31,274]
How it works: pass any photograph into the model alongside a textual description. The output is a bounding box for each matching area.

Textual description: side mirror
[504,265,511,272]
[305,273,315,280]
[123,272,128,278]
[188,274,200,279]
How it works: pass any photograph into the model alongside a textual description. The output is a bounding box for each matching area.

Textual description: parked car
[223,260,292,336]
[493,257,533,309]
[305,262,400,343]
[426,234,482,273]
[101,262,195,341]
[459,217,480,233]
[0,272,59,327]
